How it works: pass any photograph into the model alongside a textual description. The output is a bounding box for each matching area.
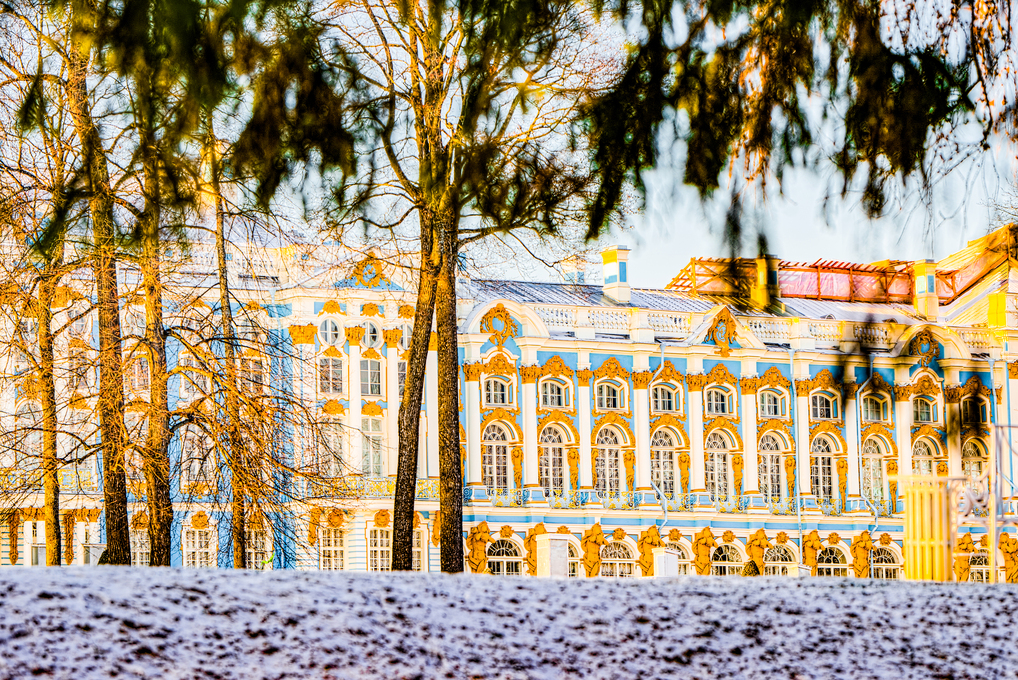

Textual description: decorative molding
[776,531,789,545]
[520,365,541,384]
[911,424,946,446]
[577,369,594,387]
[499,525,515,540]
[567,447,580,491]
[758,419,795,452]
[594,356,631,382]
[383,328,402,347]
[1010,361,1018,380]
[352,256,388,288]
[592,412,636,446]
[581,525,606,577]
[809,421,848,452]
[685,374,707,392]
[739,376,759,394]
[864,372,894,396]
[937,461,949,476]
[361,347,382,360]
[732,454,744,495]
[481,408,523,440]
[465,522,493,573]
[482,352,517,377]
[612,528,627,542]
[322,399,346,415]
[650,414,688,445]
[912,374,941,397]
[539,355,575,379]
[759,366,791,389]
[692,528,717,575]
[705,362,737,386]
[373,509,391,528]
[320,300,343,316]
[678,451,690,494]
[796,368,841,395]
[538,411,580,443]
[722,530,737,544]
[879,532,893,546]
[638,526,664,577]
[191,511,209,530]
[323,345,343,358]
[860,423,898,456]
[289,324,317,344]
[633,370,654,390]
[844,383,859,399]
[624,449,635,491]
[652,360,684,386]
[512,447,524,489]
[837,459,848,511]
[887,461,899,503]
[463,362,483,382]
[704,417,744,450]
[398,304,415,319]
[524,523,546,575]
[827,532,841,545]
[327,508,346,529]
[909,328,938,367]
[893,384,913,401]
[428,332,437,351]
[480,304,519,348]
[784,456,796,498]
[361,302,381,317]
[345,326,365,345]
[705,307,737,357]
[362,401,383,417]
[850,531,873,578]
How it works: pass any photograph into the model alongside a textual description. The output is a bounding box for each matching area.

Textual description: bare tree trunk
[65,40,130,565]
[37,277,61,565]
[391,224,438,571]
[436,218,463,573]
[208,126,246,569]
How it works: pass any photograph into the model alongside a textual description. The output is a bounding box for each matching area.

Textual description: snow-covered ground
[0,569,1015,679]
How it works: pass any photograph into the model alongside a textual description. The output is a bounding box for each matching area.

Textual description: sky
[597,142,1018,290]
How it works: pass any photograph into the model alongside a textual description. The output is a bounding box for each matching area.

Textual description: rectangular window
[759,454,781,502]
[650,450,674,497]
[127,357,150,392]
[131,529,151,567]
[485,379,509,405]
[239,358,265,394]
[706,452,729,501]
[862,458,883,500]
[596,384,619,410]
[811,455,834,501]
[319,357,344,395]
[316,420,344,477]
[412,530,424,572]
[652,387,674,412]
[810,395,835,420]
[178,354,208,399]
[542,381,565,408]
[360,359,382,396]
[368,528,391,571]
[398,361,406,401]
[320,528,344,570]
[361,418,383,476]
[245,529,270,570]
[183,528,214,568]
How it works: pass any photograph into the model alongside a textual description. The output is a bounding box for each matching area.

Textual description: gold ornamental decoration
[345,326,365,345]
[912,374,941,396]
[784,456,796,498]
[594,356,631,382]
[482,352,516,377]
[954,533,975,581]
[320,300,343,316]
[650,414,687,441]
[480,409,523,439]
[322,399,345,415]
[705,362,737,386]
[524,523,547,575]
[520,365,541,384]
[373,509,391,528]
[796,368,841,395]
[361,347,382,360]
[704,417,743,449]
[861,424,897,456]
[557,525,572,535]
[577,369,594,387]
[633,370,654,390]
[775,531,789,545]
[623,449,635,491]
[398,304,415,319]
[612,528,627,541]
[732,454,744,494]
[362,401,383,417]
[289,324,317,344]
[738,376,760,394]
[678,451,690,494]
[581,525,606,577]
[668,528,683,542]
[692,528,717,575]
[685,373,707,392]
[327,508,346,529]
[850,532,873,578]
[909,328,938,367]
[637,525,664,577]
[910,424,945,446]
[323,345,343,358]
[722,530,736,544]
[383,328,402,348]
[893,384,913,401]
[704,307,737,357]
[500,525,515,539]
[512,447,524,490]
[463,362,483,382]
[479,304,519,348]
[592,412,636,446]
[538,410,580,443]
[759,366,791,389]
[802,529,823,576]
[653,360,684,385]
[837,459,849,511]
[191,511,209,530]
[567,448,580,491]
[758,419,795,452]
[540,355,575,379]
[809,421,847,451]
[352,256,388,288]
[361,302,381,317]
[827,532,841,545]
[746,529,772,574]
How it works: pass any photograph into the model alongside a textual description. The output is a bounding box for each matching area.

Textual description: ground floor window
[763,546,795,575]
[600,542,635,577]
[568,543,580,577]
[816,547,848,577]
[369,528,391,571]
[667,543,692,575]
[412,530,425,572]
[246,528,271,570]
[183,528,215,568]
[969,552,990,582]
[131,529,150,567]
[320,528,344,570]
[869,547,900,579]
[711,544,742,576]
[487,539,523,575]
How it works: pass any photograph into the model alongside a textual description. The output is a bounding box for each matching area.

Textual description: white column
[384,333,400,477]
[845,388,861,499]
[895,391,912,478]
[22,520,31,566]
[522,373,539,491]
[688,383,705,493]
[346,328,362,473]
[633,377,651,495]
[578,372,593,490]
[425,334,439,477]
[465,364,482,487]
[742,388,759,494]
[795,392,812,495]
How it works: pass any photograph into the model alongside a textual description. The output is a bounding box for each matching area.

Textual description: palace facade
[5,226,1018,580]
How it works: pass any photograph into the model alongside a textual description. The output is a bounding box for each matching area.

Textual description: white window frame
[651,384,679,414]
[318,318,341,346]
[361,417,383,476]
[363,321,382,349]
[594,427,623,497]
[484,377,511,407]
[758,389,786,418]
[245,527,272,570]
[650,429,676,498]
[711,544,742,576]
[539,425,566,495]
[913,396,936,424]
[487,539,523,575]
[600,542,635,578]
[318,356,344,396]
[540,379,568,408]
[912,439,937,475]
[183,526,216,568]
[595,380,624,411]
[705,387,733,416]
[810,436,836,502]
[319,527,344,570]
[360,358,382,397]
[368,527,391,571]
[861,395,888,422]
[810,392,838,420]
[482,422,511,492]
[815,547,848,577]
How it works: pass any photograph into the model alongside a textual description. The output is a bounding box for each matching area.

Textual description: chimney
[601,246,630,303]
[751,254,781,309]
[912,260,939,320]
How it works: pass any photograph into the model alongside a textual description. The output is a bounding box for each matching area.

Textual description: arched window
[705,387,732,416]
[485,378,510,406]
[650,429,676,498]
[711,544,742,576]
[962,441,985,486]
[810,392,838,420]
[363,321,382,349]
[594,427,623,497]
[596,381,622,410]
[969,551,990,582]
[487,539,522,575]
[862,395,888,422]
[568,543,581,577]
[398,323,413,351]
[541,379,567,408]
[962,397,988,425]
[870,548,900,579]
[764,546,795,575]
[318,318,341,346]
[810,436,836,502]
[600,542,635,577]
[816,547,848,576]
[663,543,691,575]
[861,438,884,501]
[652,385,678,413]
[913,397,936,423]
[539,426,565,495]
[758,390,786,418]
[912,440,936,476]
[705,432,730,501]
[482,423,510,492]
[758,434,782,502]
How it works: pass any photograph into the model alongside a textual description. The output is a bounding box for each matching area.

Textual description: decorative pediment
[796,369,841,394]
[481,408,523,439]
[860,423,898,456]
[362,347,382,360]
[758,419,795,452]
[650,414,687,443]
[912,374,941,397]
[480,304,519,348]
[537,410,579,442]
[864,371,894,396]
[482,352,517,377]
[704,307,738,357]
[594,356,630,382]
[352,256,389,288]
[705,362,737,387]
[909,328,939,367]
[652,360,683,385]
[911,424,946,446]
[704,417,743,450]
[592,412,635,446]
[759,366,791,389]
[322,345,343,358]
[809,421,847,451]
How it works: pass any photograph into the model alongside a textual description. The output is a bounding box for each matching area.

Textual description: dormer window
[705,387,734,416]
[596,381,623,410]
[862,395,888,422]
[541,379,568,408]
[810,392,838,420]
[758,389,787,418]
[485,378,511,406]
[913,397,937,424]
[652,385,679,413]
[961,398,987,425]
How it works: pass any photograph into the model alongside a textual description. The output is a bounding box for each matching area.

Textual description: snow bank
[0,569,1015,679]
